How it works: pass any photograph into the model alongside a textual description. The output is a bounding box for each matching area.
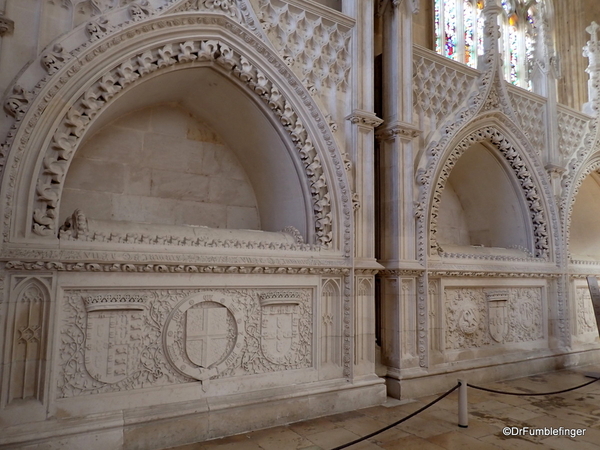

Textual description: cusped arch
[562,150,600,261]
[2,13,351,251]
[426,125,551,259]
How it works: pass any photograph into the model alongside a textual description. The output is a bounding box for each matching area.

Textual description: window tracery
[435,0,541,90]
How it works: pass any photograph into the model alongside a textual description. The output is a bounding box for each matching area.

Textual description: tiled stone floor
[167,365,600,450]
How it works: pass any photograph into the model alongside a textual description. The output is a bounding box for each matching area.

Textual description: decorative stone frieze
[58,287,313,397]
[445,287,543,350]
[83,293,147,311]
[5,260,350,275]
[58,210,315,250]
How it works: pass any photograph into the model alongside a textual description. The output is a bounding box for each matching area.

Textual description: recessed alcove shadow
[570,172,600,261]
[436,142,532,256]
[313,0,342,11]
[58,67,311,242]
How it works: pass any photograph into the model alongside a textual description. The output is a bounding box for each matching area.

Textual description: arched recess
[570,171,600,261]
[1,13,350,251]
[5,278,51,406]
[563,152,600,262]
[426,125,551,259]
[59,70,304,236]
[436,141,532,255]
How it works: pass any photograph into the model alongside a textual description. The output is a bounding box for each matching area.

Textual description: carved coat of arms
[486,290,509,343]
[83,294,146,384]
[84,311,144,384]
[260,300,301,365]
[185,306,229,368]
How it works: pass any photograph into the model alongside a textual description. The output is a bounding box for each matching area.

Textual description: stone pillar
[525,2,564,190]
[376,0,422,398]
[343,0,382,380]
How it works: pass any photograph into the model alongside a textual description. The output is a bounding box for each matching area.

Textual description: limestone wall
[61,104,260,231]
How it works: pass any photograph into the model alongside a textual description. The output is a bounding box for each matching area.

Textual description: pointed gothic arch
[562,150,600,262]
[0,12,352,252]
[425,124,551,259]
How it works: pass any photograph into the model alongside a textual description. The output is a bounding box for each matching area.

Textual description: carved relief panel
[59,288,313,398]
[321,278,341,367]
[2,277,51,407]
[355,277,374,365]
[444,286,544,350]
[575,286,598,335]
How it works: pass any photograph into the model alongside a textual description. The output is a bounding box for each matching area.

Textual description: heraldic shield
[84,309,144,384]
[260,304,300,365]
[185,304,230,368]
[488,299,509,343]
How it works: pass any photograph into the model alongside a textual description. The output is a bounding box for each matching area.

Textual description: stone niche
[56,67,312,244]
[436,142,533,257]
[570,172,600,261]
[60,104,261,232]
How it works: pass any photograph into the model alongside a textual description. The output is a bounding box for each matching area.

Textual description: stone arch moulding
[0,13,352,254]
[562,150,600,260]
[424,124,553,260]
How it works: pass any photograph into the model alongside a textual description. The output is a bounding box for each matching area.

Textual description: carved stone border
[1,14,352,258]
[4,260,351,275]
[30,37,332,248]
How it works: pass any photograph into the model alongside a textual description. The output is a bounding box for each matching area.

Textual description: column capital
[346,110,384,128]
[375,120,421,141]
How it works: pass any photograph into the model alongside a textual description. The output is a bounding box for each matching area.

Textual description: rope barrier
[330,382,460,450]
[467,375,600,396]
[330,373,600,449]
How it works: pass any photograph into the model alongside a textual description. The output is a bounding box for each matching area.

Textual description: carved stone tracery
[256,0,353,95]
[29,34,333,247]
[428,127,550,259]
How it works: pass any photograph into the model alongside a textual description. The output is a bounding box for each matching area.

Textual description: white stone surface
[1,0,600,448]
[61,105,260,230]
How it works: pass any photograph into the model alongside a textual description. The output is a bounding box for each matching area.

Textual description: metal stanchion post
[458,379,468,428]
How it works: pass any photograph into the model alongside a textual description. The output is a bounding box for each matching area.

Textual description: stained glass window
[435,0,541,90]
[435,0,484,68]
